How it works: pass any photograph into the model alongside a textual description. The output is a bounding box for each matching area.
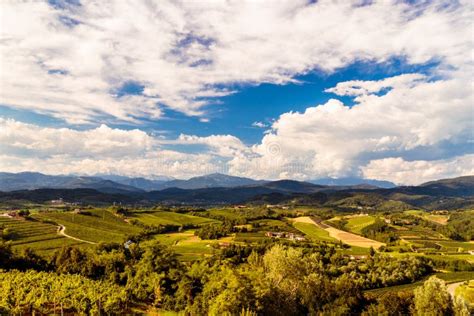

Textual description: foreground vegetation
[0,205,472,314]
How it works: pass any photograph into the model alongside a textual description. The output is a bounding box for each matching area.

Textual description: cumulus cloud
[228,71,473,181]
[176,134,251,158]
[0,0,472,123]
[361,155,474,185]
[0,118,231,179]
[0,1,472,184]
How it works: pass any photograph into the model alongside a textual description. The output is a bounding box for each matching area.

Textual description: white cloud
[0,1,472,185]
[325,73,426,97]
[0,1,472,123]
[176,134,251,158]
[227,72,473,182]
[0,114,472,184]
[361,155,474,185]
[0,118,230,179]
[252,121,268,128]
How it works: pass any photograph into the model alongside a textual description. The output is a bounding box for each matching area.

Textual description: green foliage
[194,223,233,239]
[361,218,399,244]
[0,269,126,314]
[0,206,472,314]
[414,276,453,316]
[362,291,414,316]
[441,211,474,241]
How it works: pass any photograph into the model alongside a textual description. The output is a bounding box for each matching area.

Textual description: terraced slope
[0,215,84,254]
[35,210,141,244]
[345,215,376,234]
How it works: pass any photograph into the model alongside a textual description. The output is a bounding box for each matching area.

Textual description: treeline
[439,211,473,241]
[361,219,399,244]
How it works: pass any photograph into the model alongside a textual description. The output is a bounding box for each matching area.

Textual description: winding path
[447,281,464,298]
[57,224,97,245]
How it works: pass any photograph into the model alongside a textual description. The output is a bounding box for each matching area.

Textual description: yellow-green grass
[293,222,337,242]
[345,215,376,234]
[131,211,218,226]
[152,230,225,261]
[425,214,449,225]
[404,210,449,225]
[207,208,242,220]
[397,227,446,240]
[251,219,297,232]
[234,232,267,243]
[366,271,474,296]
[456,280,474,304]
[34,210,141,243]
[153,231,195,246]
[0,216,85,255]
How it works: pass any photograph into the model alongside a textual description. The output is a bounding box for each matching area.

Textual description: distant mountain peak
[310,177,396,188]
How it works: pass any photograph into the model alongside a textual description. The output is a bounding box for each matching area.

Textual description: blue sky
[0,0,472,184]
[1,57,440,146]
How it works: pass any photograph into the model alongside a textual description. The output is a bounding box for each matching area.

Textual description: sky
[0,0,473,185]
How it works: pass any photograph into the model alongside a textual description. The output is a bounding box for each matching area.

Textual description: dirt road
[57,224,97,245]
[292,216,384,248]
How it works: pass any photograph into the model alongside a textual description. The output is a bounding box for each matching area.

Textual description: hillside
[158,173,265,189]
[0,172,143,194]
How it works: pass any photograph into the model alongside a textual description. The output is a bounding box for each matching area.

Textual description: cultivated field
[292,216,384,248]
[366,271,474,297]
[34,210,141,244]
[152,229,230,261]
[344,215,376,234]
[325,227,385,248]
[291,219,336,242]
[130,211,218,226]
[0,215,86,255]
[404,210,450,225]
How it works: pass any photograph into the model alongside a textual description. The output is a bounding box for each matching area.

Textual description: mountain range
[0,172,472,210]
[0,172,393,193]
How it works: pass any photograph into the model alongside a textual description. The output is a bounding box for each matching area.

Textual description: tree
[453,295,470,316]
[414,276,453,316]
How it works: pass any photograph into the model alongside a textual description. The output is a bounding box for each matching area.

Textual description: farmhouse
[265,231,305,241]
[50,198,64,205]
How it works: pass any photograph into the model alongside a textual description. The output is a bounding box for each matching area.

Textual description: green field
[293,222,336,242]
[207,208,243,220]
[436,241,474,251]
[34,210,141,244]
[150,230,221,261]
[251,219,297,232]
[345,216,376,234]
[131,211,219,226]
[0,216,85,255]
[366,271,474,296]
